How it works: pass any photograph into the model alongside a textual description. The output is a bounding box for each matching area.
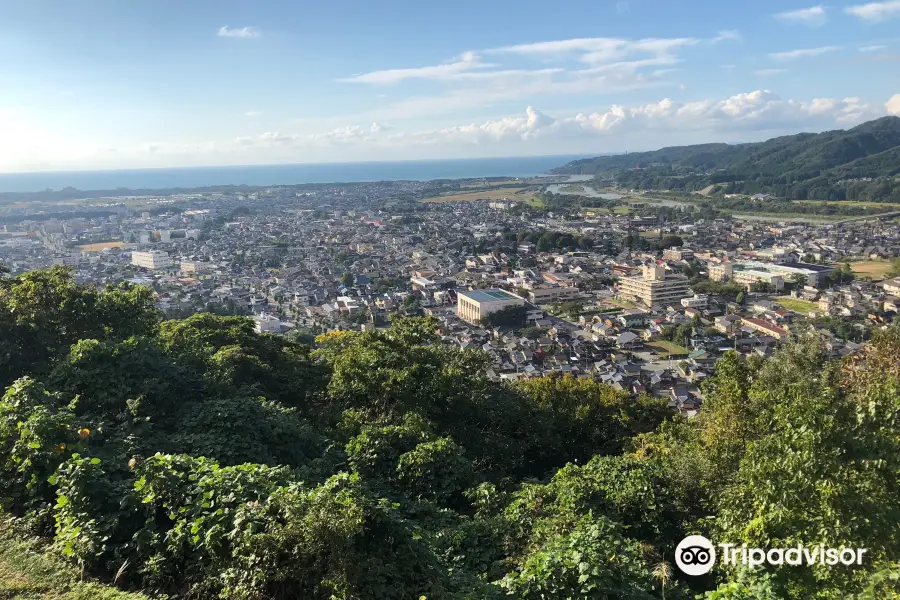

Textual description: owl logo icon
[675,535,716,576]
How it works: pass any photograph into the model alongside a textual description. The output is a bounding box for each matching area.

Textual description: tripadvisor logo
[676,535,716,576]
[674,535,869,576]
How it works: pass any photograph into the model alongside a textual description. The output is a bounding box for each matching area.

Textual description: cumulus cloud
[769,45,841,61]
[887,94,900,115]
[845,0,900,21]
[775,5,827,25]
[312,91,880,149]
[217,26,261,38]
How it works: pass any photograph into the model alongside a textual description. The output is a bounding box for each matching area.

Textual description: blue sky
[1,0,899,172]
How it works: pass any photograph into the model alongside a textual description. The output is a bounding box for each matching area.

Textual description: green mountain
[554,116,900,201]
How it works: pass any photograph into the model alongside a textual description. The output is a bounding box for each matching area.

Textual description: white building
[618,264,691,307]
[527,285,580,304]
[131,250,173,270]
[457,289,525,324]
[710,260,834,289]
[253,313,284,334]
[681,294,710,309]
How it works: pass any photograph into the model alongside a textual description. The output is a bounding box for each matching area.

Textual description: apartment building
[618,264,691,308]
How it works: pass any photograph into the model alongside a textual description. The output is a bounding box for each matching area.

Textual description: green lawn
[646,340,691,357]
[775,296,819,314]
[608,298,638,309]
[0,519,149,600]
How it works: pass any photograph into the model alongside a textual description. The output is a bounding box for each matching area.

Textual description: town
[2,178,898,417]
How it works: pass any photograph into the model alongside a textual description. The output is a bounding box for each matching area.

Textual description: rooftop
[459,289,520,303]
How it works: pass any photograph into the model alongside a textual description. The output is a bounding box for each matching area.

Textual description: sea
[0,155,588,194]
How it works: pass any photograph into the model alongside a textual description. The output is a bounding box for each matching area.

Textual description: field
[849,260,894,280]
[420,187,535,203]
[775,297,819,314]
[559,184,585,194]
[646,340,691,357]
[79,241,126,252]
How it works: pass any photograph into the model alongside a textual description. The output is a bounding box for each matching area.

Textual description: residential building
[741,317,791,341]
[663,248,694,261]
[618,264,691,307]
[883,277,900,296]
[457,289,525,324]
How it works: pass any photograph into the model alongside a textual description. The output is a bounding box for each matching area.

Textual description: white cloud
[769,45,841,60]
[774,5,827,26]
[491,36,701,64]
[755,68,788,76]
[711,30,742,43]
[217,26,261,39]
[244,110,262,117]
[859,44,888,51]
[6,90,891,171]
[338,52,494,84]
[845,0,900,21]
[380,92,877,147]
[257,91,880,151]
[887,94,900,115]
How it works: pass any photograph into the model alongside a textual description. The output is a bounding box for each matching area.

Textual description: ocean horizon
[0,155,589,194]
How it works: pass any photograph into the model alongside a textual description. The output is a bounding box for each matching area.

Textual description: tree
[657,235,684,250]
[519,326,544,340]
[751,281,772,293]
[480,305,526,328]
[341,271,354,287]
[790,273,808,288]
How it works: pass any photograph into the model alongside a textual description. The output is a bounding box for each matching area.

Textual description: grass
[608,298,638,309]
[849,261,894,280]
[420,187,532,203]
[775,296,819,314]
[79,241,126,252]
[558,184,585,194]
[646,340,691,357]
[0,519,150,600]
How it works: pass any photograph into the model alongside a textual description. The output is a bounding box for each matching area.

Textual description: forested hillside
[554,116,900,201]
[0,267,898,599]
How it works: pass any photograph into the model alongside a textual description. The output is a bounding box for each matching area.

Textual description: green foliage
[658,234,684,250]
[1,269,899,600]
[479,304,526,328]
[498,515,660,600]
[0,267,160,387]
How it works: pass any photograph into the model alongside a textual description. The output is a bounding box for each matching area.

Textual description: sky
[1,0,900,172]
